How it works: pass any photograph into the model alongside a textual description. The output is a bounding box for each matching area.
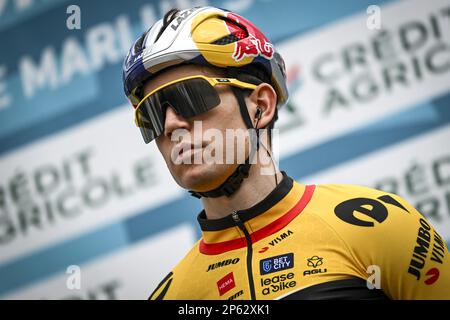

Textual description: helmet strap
[188,87,260,198]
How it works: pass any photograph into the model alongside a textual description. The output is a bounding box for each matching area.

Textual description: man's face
[142,64,252,192]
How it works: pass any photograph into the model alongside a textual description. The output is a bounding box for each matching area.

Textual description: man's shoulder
[309,182,408,210]
[165,238,203,279]
[304,182,419,257]
[313,182,389,199]
[306,182,415,230]
[148,239,202,300]
[173,238,202,269]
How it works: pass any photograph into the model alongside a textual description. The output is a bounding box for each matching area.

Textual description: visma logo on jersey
[260,253,294,275]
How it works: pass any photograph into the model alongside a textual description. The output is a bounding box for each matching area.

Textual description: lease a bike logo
[260,253,294,275]
[334,195,409,227]
[260,272,296,296]
[304,256,328,276]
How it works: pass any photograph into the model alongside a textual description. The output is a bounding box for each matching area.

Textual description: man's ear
[247,83,277,129]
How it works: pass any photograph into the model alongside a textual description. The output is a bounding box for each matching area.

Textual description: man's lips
[178,141,203,154]
[172,141,205,163]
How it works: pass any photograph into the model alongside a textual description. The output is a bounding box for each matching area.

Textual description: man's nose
[163,106,190,139]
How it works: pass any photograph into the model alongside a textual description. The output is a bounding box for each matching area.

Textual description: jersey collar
[197,171,315,255]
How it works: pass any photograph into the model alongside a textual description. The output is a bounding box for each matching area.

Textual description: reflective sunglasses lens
[135,97,164,143]
[136,78,221,143]
[162,78,221,118]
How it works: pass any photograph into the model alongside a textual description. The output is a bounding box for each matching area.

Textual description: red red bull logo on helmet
[225,13,274,62]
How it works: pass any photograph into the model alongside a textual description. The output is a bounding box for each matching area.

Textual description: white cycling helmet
[122,6,288,198]
[123,6,288,110]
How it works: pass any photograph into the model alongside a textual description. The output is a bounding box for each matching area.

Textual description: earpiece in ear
[255,107,262,120]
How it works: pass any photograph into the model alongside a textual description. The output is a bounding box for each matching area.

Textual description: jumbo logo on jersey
[207,258,240,272]
[408,217,445,284]
[260,253,294,275]
[334,195,409,227]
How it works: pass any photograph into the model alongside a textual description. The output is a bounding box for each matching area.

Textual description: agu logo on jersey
[307,256,323,268]
[260,253,294,275]
[304,256,328,276]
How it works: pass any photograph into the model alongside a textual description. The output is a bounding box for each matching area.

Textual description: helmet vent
[211,17,247,45]
[134,32,146,53]
[212,33,240,45]
[155,8,180,42]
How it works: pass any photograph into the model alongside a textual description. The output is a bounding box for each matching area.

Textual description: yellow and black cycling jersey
[149,172,450,300]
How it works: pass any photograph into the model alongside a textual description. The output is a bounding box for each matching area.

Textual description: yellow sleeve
[317,185,450,299]
[148,272,174,300]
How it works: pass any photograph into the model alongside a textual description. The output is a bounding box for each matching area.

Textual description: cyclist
[122,6,450,299]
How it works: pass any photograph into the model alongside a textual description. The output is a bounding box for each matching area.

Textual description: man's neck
[201,165,283,220]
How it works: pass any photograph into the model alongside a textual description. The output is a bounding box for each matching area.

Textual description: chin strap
[188,86,260,199]
[188,160,251,198]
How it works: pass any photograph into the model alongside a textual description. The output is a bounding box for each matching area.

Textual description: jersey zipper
[232,210,256,300]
